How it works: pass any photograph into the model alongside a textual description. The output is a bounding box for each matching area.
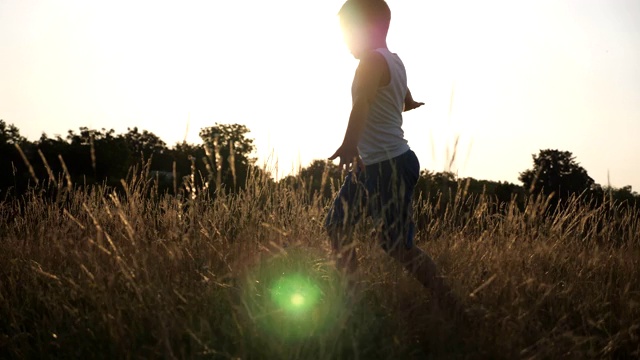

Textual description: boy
[326,0,457,311]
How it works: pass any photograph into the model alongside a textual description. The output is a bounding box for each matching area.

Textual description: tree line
[1,120,638,208]
[1,120,257,198]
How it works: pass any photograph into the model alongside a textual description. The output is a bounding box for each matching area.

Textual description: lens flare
[291,293,305,306]
[238,248,346,341]
[270,274,321,315]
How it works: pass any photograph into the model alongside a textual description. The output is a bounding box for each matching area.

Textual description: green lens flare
[239,248,346,341]
[291,293,305,306]
[270,274,321,315]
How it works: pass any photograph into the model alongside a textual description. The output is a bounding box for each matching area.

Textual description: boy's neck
[369,39,388,51]
[357,40,388,58]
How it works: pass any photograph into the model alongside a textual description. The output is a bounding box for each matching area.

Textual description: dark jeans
[325,150,420,251]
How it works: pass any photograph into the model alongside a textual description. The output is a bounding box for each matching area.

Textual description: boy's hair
[338,0,391,35]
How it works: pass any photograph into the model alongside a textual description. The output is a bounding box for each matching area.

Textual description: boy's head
[338,0,391,58]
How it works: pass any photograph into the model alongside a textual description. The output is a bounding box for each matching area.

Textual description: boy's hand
[404,88,425,112]
[329,143,363,173]
[404,99,425,112]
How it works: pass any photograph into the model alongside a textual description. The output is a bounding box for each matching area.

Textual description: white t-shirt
[354,48,410,166]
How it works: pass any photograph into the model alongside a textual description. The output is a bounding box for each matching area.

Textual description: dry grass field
[1,166,639,359]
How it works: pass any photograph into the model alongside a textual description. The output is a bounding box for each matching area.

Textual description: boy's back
[355,48,409,165]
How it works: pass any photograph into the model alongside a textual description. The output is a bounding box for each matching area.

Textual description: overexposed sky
[1,0,639,189]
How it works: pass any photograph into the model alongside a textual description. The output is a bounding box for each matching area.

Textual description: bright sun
[84,1,353,152]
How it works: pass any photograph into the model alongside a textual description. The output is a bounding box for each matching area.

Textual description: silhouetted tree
[519,149,594,205]
[199,123,255,191]
[603,185,640,206]
[0,120,26,145]
[495,181,523,206]
[281,159,343,200]
[0,120,30,195]
[169,142,206,188]
[123,127,167,166]
[415,171,457,205]
[62,127,131,183]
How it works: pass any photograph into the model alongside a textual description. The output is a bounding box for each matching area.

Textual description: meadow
[1,163,639,359]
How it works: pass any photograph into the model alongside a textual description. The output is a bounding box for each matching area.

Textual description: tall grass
[0,163,639,359]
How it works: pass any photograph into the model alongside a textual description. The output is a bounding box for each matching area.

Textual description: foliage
[282,159,344,201]
[0,120,26,145]
[605,185,639,205]
[0,120,28,194]
[123,127,167,165]
[64,127,132,182]
[519,149,595,203]
[199,123,256,191]
[0,121,261,197]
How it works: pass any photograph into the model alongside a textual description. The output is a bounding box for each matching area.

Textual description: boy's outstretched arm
[404,88,424,112]
[329,51,387,172]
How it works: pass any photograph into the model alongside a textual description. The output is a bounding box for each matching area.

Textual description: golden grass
[0,166,639,359]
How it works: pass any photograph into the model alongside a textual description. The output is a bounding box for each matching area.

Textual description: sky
[1,0,639,189]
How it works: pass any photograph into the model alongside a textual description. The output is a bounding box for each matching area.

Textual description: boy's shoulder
[354,49,392,89]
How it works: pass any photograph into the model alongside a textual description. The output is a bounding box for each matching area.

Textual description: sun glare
[85,1,353,170]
